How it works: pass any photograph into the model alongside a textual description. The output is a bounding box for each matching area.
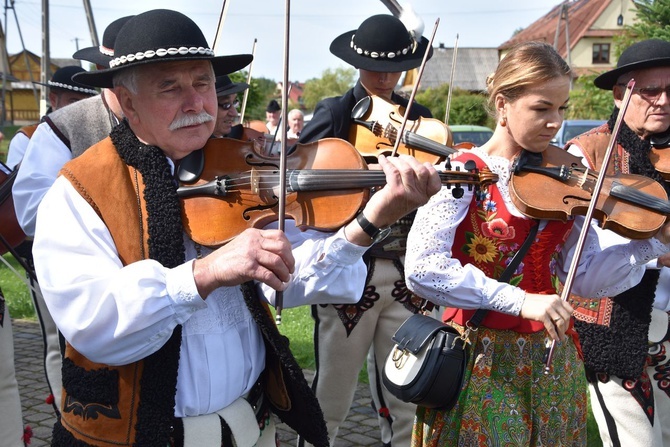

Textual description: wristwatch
[356,211,392,244]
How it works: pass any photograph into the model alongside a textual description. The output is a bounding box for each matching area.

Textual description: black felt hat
[73,9,253,89]
[35,65,98,96]
[329,14,432,73]
[266,99,280,113]
[215,75,249,96]
[594,39,670,90]
[73,15,134,67]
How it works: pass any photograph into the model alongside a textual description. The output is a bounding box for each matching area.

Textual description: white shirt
[33,172,368,418]
[13,122,73,236]
[6,131,30,170]
[405,147,670,315]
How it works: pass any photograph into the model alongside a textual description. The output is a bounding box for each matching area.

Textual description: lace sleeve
[405,158,526,314]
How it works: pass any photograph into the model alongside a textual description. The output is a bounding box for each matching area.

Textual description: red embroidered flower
[481,218,516,240]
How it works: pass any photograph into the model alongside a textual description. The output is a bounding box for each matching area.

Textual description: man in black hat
[213,74,249,138]
[31,9,440,447]
[10,17,131,417]
[297,13,435,447]
[6,65,98,169]
[566,38,670,447]
[266,99,281,136]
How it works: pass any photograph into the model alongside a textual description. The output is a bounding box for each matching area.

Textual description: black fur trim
[52,422,95,447]
[576,270,659,379]
[111,120,184,446]
[61,357,118,404]
[607,108,670,195]
[240,282,330,447]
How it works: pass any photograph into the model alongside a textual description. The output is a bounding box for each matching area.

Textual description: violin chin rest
[177,148,205,183]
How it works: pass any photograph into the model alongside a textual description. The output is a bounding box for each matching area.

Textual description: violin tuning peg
[451,185,464,199]
[445,159,452,170]
[464,160,477,172]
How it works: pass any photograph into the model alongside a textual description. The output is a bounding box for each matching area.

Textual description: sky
[2,0,562,82]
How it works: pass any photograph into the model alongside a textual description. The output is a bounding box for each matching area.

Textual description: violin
[510,144,670,240]
[650,127,670,180]
[0,163,27,255]
[177,137,498,247]
[349,95,455,164]
[240,125,297,156]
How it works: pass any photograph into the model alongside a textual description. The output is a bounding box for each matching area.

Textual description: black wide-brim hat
[34,65,98,96]
[594,39,670,90]
[215,75,249,96]
[73,15,134,67]
[330,14,432,73]
[73,9,253,89]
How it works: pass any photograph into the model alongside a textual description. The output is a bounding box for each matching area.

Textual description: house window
[593,43,610,64]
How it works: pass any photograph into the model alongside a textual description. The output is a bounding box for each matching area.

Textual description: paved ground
[11,319,384,447]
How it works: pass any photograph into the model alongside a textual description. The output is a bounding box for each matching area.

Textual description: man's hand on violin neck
[366,154,441,225]
[192,229,295,298]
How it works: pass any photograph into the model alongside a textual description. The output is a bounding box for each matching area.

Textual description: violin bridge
[577,168,588,188]
[250,167,260,195]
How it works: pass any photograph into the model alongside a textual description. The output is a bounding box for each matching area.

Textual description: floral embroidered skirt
[412,326,587,447]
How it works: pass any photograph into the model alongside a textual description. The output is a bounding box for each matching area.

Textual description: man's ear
[48,91,58,110]
[115,86,138,124]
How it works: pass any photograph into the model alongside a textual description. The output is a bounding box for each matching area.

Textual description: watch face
[372,226,393,244]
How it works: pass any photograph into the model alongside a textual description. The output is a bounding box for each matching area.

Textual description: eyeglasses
[218,99,240,110]
[618,84,670,102]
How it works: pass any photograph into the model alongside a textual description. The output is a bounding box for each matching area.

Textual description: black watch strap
[356,212,382,238]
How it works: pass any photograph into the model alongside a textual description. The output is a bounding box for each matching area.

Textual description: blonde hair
[486,42,572,117]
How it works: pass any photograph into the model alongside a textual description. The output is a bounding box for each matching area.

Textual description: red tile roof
[499,0,615,58]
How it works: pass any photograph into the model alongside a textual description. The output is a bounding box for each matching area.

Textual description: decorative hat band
[99,45,114,56]
[350,34,414,60]
[110,46,215,68]
[47,81,98,95]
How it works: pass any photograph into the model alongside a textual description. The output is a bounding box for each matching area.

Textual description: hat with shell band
[215,75,249,97]
[73,9,253,89]
[72,15,134,67]
[34,65,98,96]
[329,14,432,73]
[594,39,670,90]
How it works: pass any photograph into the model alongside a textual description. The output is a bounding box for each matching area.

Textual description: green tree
[415,85,492,127]
[239,76,277,122]
[301,67,356,111]
[566,75,612,120]
[615,0,670,54]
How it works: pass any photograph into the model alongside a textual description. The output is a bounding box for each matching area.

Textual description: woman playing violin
[405,41,670,447]
[296,14,436,447]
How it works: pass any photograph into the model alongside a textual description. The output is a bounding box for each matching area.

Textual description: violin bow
[274,0,291,324]
[239,38,257,124]
[390,18,439,157]
[212,0,230,55]
[444,34,459,125]
[543,79,636,373]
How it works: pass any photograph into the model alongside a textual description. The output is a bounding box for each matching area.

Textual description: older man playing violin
[566,39,670,447]
[30,9,440,447]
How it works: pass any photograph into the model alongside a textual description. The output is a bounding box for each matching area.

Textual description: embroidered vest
[568,125,659,379]
[52,138,329,446]
[443,152,574,332]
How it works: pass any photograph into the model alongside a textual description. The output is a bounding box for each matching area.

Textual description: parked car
[551,119,606,148]
[449,125,494,147]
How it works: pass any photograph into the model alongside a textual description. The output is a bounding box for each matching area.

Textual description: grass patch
[1,254,34,319]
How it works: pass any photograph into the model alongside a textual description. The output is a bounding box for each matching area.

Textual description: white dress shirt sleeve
[13,123,73,236]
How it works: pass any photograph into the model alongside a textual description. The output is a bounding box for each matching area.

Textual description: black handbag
[382,222,539,410]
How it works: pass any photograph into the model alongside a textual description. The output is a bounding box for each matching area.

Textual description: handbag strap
[467,220,539,328]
